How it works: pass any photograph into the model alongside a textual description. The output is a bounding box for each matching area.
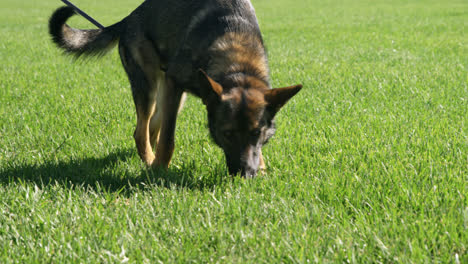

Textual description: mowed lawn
[0,0,466,262]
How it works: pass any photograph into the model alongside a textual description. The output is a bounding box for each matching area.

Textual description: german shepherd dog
[48,0,302,178]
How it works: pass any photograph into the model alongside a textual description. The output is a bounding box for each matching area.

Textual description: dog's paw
[151,157,170,170]
[142,153,155,167]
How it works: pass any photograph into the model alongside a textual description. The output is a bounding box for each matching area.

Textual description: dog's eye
[250,129,261,139]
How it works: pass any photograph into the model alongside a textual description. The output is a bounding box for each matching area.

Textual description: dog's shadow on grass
[0,148,229,194]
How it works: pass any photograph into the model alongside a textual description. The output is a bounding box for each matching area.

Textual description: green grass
[0,0,466,262]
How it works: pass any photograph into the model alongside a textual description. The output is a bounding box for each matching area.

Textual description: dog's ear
[264,84,303,116]
[198,69,223,104]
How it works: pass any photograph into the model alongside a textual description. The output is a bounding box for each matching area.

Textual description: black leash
[60,0,104,29]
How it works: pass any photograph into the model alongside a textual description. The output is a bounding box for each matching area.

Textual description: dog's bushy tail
[49,6,123,58]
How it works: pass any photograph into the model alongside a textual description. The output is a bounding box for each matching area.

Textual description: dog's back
[137,0,261,48]
[127,0,267,90]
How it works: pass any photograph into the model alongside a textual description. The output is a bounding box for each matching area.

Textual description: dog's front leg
[153,77,183,169]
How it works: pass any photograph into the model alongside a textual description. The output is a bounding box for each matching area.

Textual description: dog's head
[199,70,302,178]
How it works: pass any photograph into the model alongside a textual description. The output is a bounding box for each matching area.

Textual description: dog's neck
[207,32,271,90]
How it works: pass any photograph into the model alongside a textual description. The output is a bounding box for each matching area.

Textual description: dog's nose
[228,166,257,178]
[240,167,257,179]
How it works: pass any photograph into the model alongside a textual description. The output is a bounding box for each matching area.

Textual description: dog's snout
[226,146,260,178]
[240,167,257,178]
[229,166,257,178]
[227,160,258,178]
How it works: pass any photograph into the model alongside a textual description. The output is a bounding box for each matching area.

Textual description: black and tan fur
[48,0,302,178]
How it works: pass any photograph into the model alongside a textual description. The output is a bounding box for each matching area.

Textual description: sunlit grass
[0,0,466,262]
